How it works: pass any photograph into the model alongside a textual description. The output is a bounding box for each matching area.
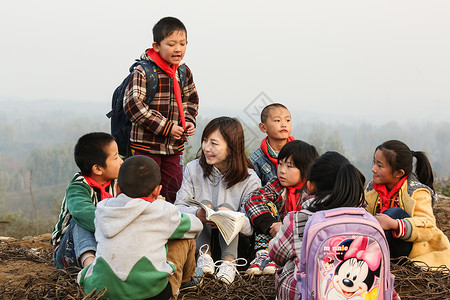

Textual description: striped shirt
[51,173,117,246]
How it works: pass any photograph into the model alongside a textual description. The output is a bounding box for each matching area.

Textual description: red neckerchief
[260,136,295,167]
[372,176,407,213]
[83,176,113,200]
[140,197,155,203]
[147,48,186,130]
[283,181,305,213]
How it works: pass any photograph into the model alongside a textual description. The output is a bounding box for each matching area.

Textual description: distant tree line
[1,117,449,193]
[1,112,450,238]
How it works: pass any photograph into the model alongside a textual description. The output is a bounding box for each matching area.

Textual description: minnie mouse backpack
[296,207,395,300]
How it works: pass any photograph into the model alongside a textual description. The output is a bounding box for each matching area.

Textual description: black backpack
[107,60,187,157]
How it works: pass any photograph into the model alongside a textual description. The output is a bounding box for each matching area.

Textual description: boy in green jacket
[51,132,123,269]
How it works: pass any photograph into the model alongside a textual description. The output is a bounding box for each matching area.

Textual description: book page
[208,210,245,245]
[187,198,245,245]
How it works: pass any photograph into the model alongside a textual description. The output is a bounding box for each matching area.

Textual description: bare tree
[20,170,39,235]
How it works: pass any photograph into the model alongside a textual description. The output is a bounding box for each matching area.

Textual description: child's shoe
[197,244,214,274]
[262,258,277,275]
[215,258,247,285]
[180,267,204,291]
[246,250,270,275]
[216,260,237,284]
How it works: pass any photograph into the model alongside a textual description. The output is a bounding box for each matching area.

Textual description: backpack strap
[136,60,187,103]
[135,60,159,104]
[177,64,187,90]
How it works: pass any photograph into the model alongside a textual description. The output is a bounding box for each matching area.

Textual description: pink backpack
[296,207,395,299]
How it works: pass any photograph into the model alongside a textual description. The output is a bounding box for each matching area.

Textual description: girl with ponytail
[268,151,366,300]
[365,139,450,268]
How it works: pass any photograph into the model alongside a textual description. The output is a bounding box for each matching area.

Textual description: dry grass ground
[1,195,449,300]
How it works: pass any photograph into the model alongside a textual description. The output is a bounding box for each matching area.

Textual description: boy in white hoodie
[78,155,203,300]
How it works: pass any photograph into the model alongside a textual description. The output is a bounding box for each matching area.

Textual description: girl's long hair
[307,151,366,212]
[376,140,434,190]
[199,117,252,188]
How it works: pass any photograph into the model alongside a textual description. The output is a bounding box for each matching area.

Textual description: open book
[188,198,246,245]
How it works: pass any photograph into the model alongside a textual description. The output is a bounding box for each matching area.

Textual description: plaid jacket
[269,211,311,300]
[124,51,199,155]
[244,177,287,234]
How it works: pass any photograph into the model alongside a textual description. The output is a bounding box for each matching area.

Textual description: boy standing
[249,103,293,186]
[124,16,199,204]
[78,155,203,300]
[51,132,123,269]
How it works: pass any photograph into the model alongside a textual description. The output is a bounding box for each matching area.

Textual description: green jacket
[51,173,117,246]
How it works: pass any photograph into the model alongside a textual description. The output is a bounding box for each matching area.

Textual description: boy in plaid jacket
[124,16,199,203]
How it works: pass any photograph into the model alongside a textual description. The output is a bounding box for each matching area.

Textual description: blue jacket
[249,147,277,186]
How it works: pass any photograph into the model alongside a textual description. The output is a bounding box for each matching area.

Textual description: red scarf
[140,197,155,203]
[147,48,186,130]
[372,176,407,213]
[260,136,295,167]
[284,181,305,212]
[83,176,113,201]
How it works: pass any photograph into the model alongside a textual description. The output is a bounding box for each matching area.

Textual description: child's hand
[269,222,282,237]
[375,214,399,231]
[184,122,196,136]
[170,124,185,139]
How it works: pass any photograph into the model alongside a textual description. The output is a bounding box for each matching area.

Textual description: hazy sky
[1,0,449,124]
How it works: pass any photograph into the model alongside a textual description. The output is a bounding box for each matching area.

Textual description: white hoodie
[78,193,202,299]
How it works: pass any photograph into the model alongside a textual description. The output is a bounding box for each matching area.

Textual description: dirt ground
[1,196,449,299]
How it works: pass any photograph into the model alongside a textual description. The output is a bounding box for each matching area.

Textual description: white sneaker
[216,260,237,284]
[197,244,214,274]
[215,258,247,285]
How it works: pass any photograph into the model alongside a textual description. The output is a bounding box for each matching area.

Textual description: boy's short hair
[74,132,116,176]
[260,103,289,123]
[118,155,161,198]
[278,140,319,181]
[153,16,187,45]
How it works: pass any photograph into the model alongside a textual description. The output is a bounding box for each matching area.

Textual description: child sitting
[51,132,123,269]
[245,140,318,275]
[365,139,450,268]
[175,117,261,284]
[78,155,203,299]
[269,152,366,300]
[249,103,294,186]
